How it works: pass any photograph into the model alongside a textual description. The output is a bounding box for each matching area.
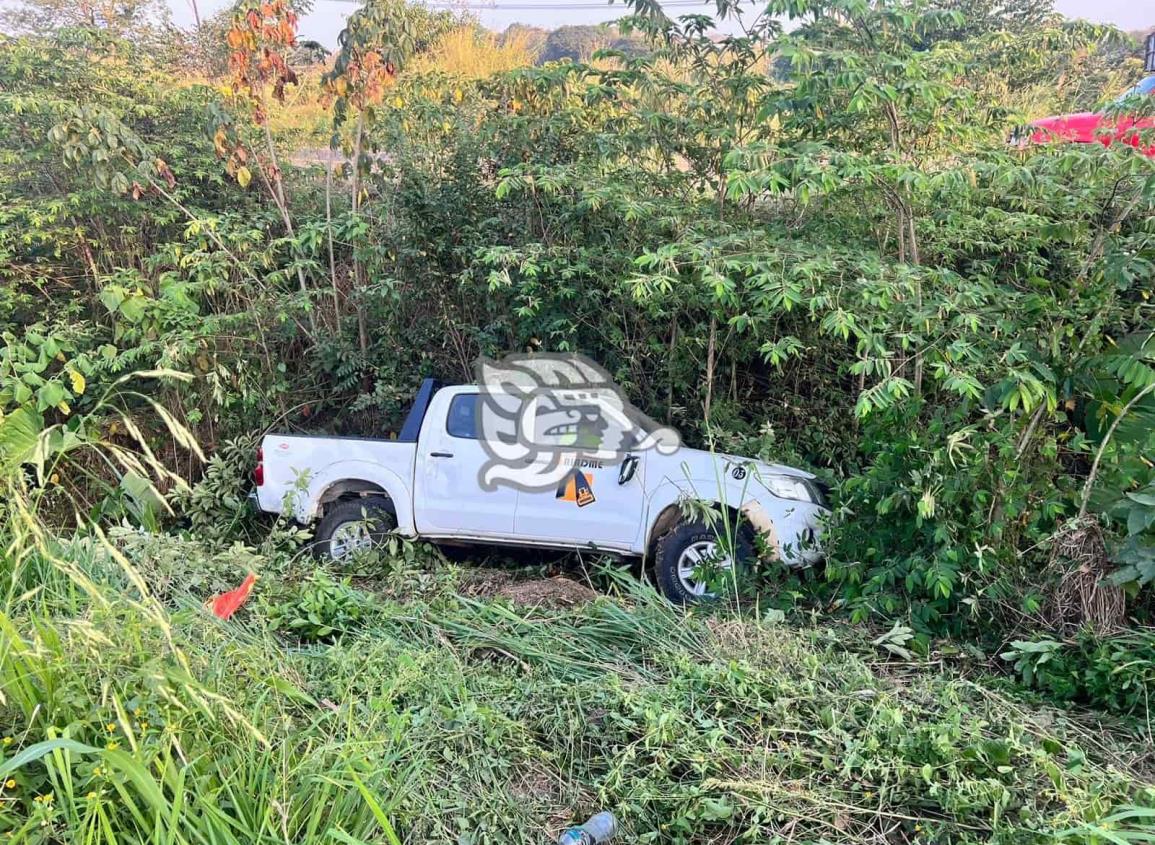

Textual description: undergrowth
[2,537,1154,844]
[1002,630,1155,718]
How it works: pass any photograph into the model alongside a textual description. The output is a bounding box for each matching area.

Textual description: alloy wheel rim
[329,520,373,559]
[676,539,734,596]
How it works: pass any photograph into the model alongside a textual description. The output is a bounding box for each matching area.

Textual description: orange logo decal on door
[556,469,596,507]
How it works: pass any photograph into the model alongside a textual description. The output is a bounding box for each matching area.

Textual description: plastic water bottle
[558,811,618,845]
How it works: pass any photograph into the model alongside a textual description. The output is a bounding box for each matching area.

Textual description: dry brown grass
[1047,517,1127,635]
[409,26,535,78]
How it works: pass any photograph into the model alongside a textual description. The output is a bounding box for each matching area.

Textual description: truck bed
[256,434,417,522]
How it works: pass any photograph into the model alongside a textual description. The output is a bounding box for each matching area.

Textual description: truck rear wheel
[653,520,752,604]
[313,497,396,562]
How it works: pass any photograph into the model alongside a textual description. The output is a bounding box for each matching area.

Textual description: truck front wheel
[653,520,753,604]
[313,497,396,562]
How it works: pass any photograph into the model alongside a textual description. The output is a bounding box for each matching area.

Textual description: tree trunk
[908,211,924,395]
[260,117,315,335]
[704,317,717,423]
[325,148,340,324]
[350,111,369,357]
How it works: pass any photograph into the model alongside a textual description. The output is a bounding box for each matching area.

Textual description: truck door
[511,393,646,551]
[413,389,518,536]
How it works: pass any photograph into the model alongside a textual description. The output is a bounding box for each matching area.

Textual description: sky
[161,0,1152,49]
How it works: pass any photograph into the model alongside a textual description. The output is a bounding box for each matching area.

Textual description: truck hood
[656,446,815,482]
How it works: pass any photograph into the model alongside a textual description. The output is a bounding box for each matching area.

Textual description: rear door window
[446,394,478,439]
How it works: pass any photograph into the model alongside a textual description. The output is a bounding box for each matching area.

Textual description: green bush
[112,526,264,602]
[264,571,376,641]
[826,406,1067,633]
[1002,629,1155,716]
[172,436,260,546]
[3,0,1154,637]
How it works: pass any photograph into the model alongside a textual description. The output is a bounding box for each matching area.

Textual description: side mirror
[618,455,639,485]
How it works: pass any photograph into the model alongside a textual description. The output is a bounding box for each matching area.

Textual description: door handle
[618,455,639,485]
[430,451,454,458]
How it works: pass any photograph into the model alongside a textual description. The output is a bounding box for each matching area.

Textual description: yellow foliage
[409,27,534,79]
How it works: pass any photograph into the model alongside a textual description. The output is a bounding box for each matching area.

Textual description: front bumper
[742,499,827,567]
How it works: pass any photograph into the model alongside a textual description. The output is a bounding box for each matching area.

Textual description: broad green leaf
[0,739,101,780]
[0,406,45,467]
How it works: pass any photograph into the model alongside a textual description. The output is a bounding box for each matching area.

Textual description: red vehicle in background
[1027,76,1155,158]
[1025,34,1155,158]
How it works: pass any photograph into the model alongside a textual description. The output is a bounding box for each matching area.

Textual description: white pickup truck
[255,378,828,602]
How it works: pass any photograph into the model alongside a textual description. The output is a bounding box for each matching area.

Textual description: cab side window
[446,394,478,439]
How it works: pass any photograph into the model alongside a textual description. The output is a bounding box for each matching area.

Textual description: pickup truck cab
[255,379,828,602]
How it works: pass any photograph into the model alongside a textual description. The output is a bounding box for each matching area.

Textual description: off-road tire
[312,497,396,562]
[653,520,753,605]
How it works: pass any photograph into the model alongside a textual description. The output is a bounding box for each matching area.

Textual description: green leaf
[118,295,148,324]
[349,771,402,845]
[36,381,67,413]
[1127,505,1155,537]
[0,406,45,468]
[0,739,101,780]
[99,285,126,313]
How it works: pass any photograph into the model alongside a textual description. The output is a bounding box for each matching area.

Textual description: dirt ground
[458,568,600,608]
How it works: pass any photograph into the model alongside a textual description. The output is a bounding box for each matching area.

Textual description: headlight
[760,474,817,503]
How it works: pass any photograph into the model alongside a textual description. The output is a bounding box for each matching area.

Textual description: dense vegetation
[4,544,1155,843]
[1,0,1154,840]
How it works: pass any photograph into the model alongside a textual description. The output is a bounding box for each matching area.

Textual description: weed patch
[2,556,1152,843]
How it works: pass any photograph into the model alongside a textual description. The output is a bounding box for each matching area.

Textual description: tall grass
[409,27,535,78]
[3,525,1154,842]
